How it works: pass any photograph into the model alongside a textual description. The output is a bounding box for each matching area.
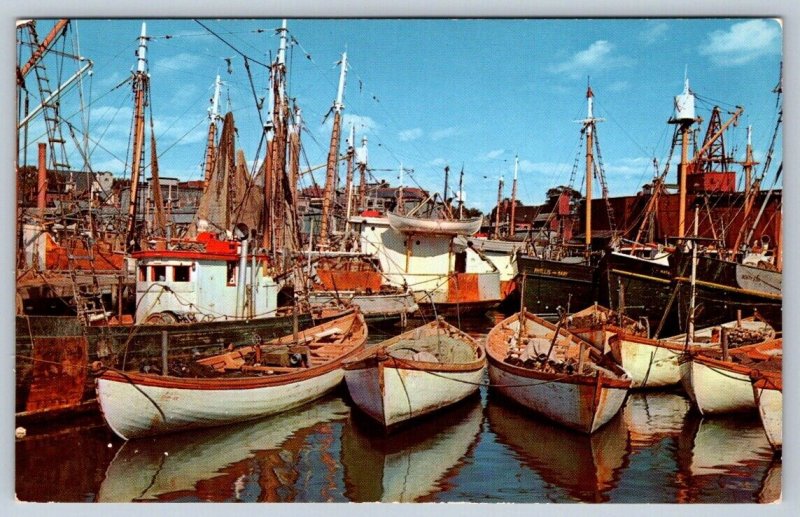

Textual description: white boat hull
[679,358,756,415]
[487,365,629,434]
[753,385,782,451]
[96,368,344,440]
[619,338,683,388]
[345,363,484,428]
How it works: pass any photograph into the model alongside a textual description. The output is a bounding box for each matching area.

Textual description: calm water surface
[15,314,781,503]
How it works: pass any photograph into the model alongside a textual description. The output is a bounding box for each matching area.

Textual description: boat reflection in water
[758,458,782,504]
[622,392,691,449]
[96,396,350,502]
[676,413,777,503]
[341,395,483,502]
[486,394,630,503]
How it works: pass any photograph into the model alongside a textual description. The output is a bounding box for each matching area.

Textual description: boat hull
[752,372,782,452]
[516,255,599,319]
[345,362,484,428]
[486,311,631,434]
[308,290,418,323]
[487,362,629,434]
[96,367,346,440]
[679,356,756,415]
[614,334,684,388]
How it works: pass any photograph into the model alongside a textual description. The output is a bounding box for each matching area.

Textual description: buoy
[15,427,26,439]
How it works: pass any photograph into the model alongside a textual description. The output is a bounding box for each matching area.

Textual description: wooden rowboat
[751,365,782,453]
[679,338,782,416]
[486,310,631,434]
[569,305,774,389]
[387,211,482,236]
[343,318,485,428]
[96,311,367,440]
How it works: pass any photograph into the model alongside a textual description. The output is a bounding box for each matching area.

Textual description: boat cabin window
[152,265,167,282]
[138,265,147,282]
[227,262,237,285]
[173,265,191,282]
[455,251,467,273]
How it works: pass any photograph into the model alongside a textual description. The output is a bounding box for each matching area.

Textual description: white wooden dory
[96,312,367,440]
[571,308,774,389]
[751,367,782,453]
[679,338,781,416]
[486,310,631,434]
[343,318,485,428]
[387,211,482,236]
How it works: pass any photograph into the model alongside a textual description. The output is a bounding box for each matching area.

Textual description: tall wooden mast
[319,51,348,248]
[356,135,368,213]
[343,123,356,235]
[581,84,602,255]
[125,22,149,251]
[509,155,518,237]
[494,175,504,238]
[203,74,222,187]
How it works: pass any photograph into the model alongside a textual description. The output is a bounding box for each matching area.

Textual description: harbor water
[15,313,780,503]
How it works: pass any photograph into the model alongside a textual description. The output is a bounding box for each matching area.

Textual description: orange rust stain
[316,270,382,291]
[500,278,516,298]
[446,273,482,303]
[25,336,88,412]
[45,233,125,271]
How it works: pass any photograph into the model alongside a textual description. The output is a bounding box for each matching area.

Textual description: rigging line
[193,19,270,69]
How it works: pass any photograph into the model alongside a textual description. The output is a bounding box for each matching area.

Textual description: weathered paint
[316,269,382,291]
[23,336,88,413]
[752,373,782,451]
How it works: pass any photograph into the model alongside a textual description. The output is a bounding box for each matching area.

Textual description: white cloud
[431,126,459,141]
[426,158,449,168]
[398,128,423,141]
[152,52,206,74]
[640,22,669,45]
[479,149,506,161]
[699,20,781,66]
[606,80,630,92]
[550,40,633,78]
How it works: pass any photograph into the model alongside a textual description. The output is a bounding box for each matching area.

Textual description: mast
[581,84,602,256]
[742,125,758,198]
[125,22,149,251]
[356,135,368,213]
[669,73,698,241]
[319,50,347,248]
[509,155,518,237]
[443,165,450,212]
[203,74,222,187]
[457,165,464,219]
[343,123,355,235]
[397,163,405,214]
[17,19,70,84]
[494,175,504,238]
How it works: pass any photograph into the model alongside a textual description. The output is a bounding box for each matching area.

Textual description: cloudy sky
[17,18,782,212]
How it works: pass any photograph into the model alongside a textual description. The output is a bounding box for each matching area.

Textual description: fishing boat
[569,305,773,389]
[95,311,366,439]
[343,318,485,428]
[354,212,502,317]
[486,310,631,434]
[679,338,781,415]
[307,253,418,324]
[751,366,782,453]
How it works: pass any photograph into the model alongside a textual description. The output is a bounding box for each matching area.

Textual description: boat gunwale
[486,311,631,389]
[98,313,367,390]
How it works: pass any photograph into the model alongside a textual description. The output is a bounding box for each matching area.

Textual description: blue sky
[17,18,782,212]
